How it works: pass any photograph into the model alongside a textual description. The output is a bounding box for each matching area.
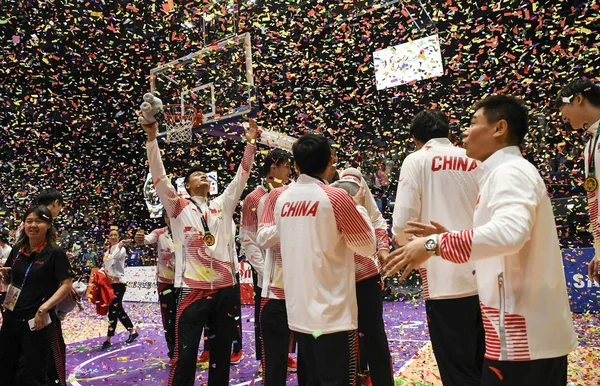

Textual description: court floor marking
[68,344,142,386]
[233,377,263,386]
[397,341,432,373]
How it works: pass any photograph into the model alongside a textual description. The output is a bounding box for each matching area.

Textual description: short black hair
[0,231,9,244]
[554,78,600,109]
[261,149,292,178]
[473,95,529,145]
[35,189,64,207]
[409,109,450,143]
[292,134,332,176]
[184,166,204,186]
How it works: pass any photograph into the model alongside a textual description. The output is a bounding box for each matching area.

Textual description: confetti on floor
[57,300,600,385]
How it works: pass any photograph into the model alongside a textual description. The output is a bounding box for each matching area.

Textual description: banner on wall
[563,248,600,313]
[122,266,158,302]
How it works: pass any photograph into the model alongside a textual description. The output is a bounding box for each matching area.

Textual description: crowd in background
[0,132,589,289]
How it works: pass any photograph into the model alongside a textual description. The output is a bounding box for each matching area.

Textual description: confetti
[1,1,599,383]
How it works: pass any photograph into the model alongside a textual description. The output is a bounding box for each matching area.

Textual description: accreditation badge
[3,284,22,311]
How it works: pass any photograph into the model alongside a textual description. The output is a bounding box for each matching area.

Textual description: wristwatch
[424,235,439,256]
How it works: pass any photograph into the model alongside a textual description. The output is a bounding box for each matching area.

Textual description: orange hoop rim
[163,104,202,126]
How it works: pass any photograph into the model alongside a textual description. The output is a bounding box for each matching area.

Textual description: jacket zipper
[266,250,276,296]
[498,272,507,360]
[230,246,236,287]
[210,248,214,290]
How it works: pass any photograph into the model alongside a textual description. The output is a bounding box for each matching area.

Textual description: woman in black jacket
[0,205,73,386]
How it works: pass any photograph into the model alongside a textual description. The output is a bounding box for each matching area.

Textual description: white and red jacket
[103,242,127,283]
[0,244,11,292]
[438,146,577,361]
[392,138,480,299]
[257,186,290,300]
[583,119,600,249]
[146,139,256,290]
[0,244,11,266]
[143,227,175,284]
[259,175,376,334]
[241,185,269,287]
[354,175,389,282]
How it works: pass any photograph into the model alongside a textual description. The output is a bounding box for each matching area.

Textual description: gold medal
[584,176,599,193]
[203,233,215,246]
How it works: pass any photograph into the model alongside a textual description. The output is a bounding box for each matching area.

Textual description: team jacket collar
[423,137,453,148]
[297,174,326,185]
[480,146,522,182]
[586,118,600,135]
[191,196,208,205]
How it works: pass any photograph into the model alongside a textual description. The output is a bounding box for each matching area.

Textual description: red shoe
[230,350,244,365]
[197,350,210,364]
[287,356,297,372]
[361,377,373,386]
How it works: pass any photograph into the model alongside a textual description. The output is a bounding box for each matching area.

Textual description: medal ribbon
[191,200,212,236]
[588,133,600,177]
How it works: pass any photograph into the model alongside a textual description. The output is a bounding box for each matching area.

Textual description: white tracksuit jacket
[146,139,256,289]
[438,146,577,361]
[393,138,480,299]
[258,175,376,334]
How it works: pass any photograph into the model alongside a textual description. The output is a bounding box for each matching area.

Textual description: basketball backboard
[150,32,254,138]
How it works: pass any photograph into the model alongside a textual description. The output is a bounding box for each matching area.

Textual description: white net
[163,105,197,143]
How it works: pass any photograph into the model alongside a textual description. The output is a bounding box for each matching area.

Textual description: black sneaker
[125,332,139,344]
[101,341,111,350]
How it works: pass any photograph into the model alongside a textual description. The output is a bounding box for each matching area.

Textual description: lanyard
[588,133,600,176]
[14,252,38,288]
[191,200,211,235]
[21,261,35,287]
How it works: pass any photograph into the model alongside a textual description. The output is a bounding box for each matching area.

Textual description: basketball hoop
[163,104,200,143]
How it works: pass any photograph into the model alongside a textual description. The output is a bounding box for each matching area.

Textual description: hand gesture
[139,111,159,140]
[134,230,146,246]
[383,236,430,281]
[404,220,449,240]
[353,185,366,207]
[34,310,50,330]
[377,249,390,266]
[245,118,259,142]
